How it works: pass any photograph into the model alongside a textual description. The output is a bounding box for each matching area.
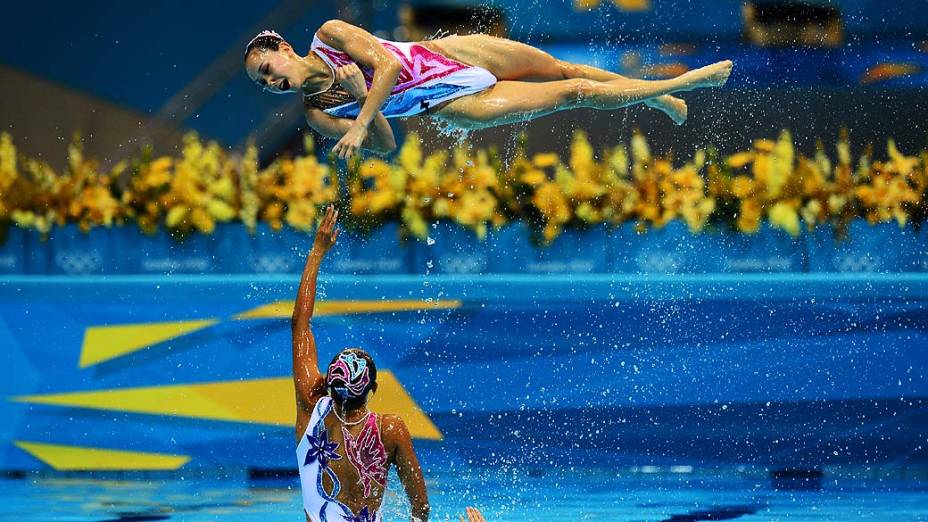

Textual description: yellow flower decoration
[768,201,801,237]
[0,128,925,248]
[737,199,762,234]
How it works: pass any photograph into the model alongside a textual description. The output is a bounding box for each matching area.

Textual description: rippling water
[3,467,927,521]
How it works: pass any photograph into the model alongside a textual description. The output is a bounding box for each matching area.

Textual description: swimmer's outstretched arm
[316,19,402,159]
[304,63,396,155]
[291,205,340,410]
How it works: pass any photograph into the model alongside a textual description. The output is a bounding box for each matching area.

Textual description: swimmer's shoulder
[378,414,412,455]
[379,414,409,437]
[316,19,355,46]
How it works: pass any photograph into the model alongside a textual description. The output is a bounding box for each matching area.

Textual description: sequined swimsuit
[305,33,497,119]
[297,396,389,522]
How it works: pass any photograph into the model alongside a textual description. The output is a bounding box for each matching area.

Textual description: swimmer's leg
[556,61,688,125]
[437,35,689,124]
[467,37,686,124]
[435,61,732,130]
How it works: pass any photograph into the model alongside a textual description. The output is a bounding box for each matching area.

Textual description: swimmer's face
[245,42,304,95]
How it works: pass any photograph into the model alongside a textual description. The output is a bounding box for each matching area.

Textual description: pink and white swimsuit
[306,33,497,119]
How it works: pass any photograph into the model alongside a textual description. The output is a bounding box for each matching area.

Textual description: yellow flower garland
[0,129,924,245]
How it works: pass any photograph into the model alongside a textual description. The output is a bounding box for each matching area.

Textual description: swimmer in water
[459,507,487,522]
[244,21,734,159]
[292,205,429,522]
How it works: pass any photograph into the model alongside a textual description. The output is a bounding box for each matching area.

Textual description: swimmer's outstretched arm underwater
[244,21,734,159]
[292,205,430,522]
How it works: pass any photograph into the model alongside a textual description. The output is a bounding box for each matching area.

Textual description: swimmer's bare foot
[682,60,733,90]
[646,95,688,125]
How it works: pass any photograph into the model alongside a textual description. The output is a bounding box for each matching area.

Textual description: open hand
[333,123,368,160]
[459,507,488,522]
[312,205,340,255]
[335,63,369,100]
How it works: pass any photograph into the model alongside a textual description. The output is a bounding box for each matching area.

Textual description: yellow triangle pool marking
[370,371,443,440]
[235,299,462,319]
[77,300,461,367]
[13,373,442,440]
[13,441,190,471]
[79,319,219,368]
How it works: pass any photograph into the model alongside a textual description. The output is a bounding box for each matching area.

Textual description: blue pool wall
[3,220,928,275]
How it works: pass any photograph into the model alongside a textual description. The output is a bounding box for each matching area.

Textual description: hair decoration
[245,29,284,53]
[327,352,371,399]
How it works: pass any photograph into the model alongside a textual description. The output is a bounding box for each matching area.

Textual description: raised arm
[385,415,430,522]
[291,205,340,411]
[316,19,402,159]
[304,63,396,154]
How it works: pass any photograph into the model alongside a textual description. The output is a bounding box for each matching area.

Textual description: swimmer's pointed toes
[648,95,687,124]
[720,60,734,84]
[709,60,734,88]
